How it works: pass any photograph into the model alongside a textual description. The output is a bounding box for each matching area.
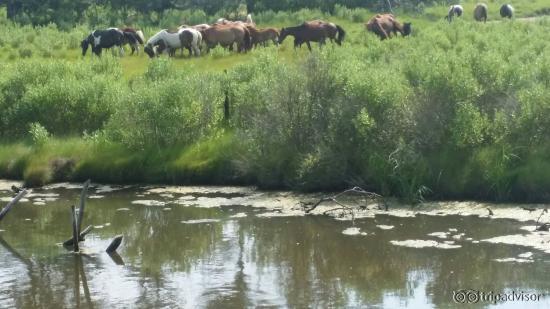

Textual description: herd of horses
[446,3,514,22]
[80,3,517,57]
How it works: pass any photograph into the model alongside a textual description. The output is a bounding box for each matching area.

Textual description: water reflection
[0,187,548,308]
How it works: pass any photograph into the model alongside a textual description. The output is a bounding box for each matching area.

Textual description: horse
[246,26,279,48]
[144,29,202,58]
[201,24,251,53]
[81,28,124,56]
[179,24,211,32]
[306,20,346,45]
[474,3,488,22]
[216,14,254,27]
[365,14,411,40]
[445,5,464,22]
[279,20,346,51]
[177,28,202,56]
[120,28,145,55]
[500,4,514,19]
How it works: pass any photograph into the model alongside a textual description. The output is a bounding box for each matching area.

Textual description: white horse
[445,5,464,22]
[144,29,201,58]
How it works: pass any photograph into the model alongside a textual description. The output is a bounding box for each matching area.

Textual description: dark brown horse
[366,14,411,40]
[279,20,346,51]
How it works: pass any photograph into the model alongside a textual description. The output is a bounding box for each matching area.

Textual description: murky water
[0,182,549,308]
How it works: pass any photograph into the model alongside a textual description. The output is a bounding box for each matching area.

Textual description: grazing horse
[279,20,346,51]
[144,29,202,58]
[365,14,411,40]
[177,28,202,56]
[201,24,251,53]
[500,4,514,19]
[474,3,488,22]
[445,5,464,22]
[120,28,145,55]
[81,28,124,56]
[246,26,280,48]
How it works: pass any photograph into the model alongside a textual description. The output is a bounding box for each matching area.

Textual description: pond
[0,180,549,308]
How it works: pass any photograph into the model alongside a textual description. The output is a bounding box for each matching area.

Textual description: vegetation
[1,3,550,202]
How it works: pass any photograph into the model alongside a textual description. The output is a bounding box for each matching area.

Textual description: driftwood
[302,187,385,225]
[0,189,28,222]
[70,205,79,253]
[63,225,94,247]
[106,235,123,253]
[76,180,91,236]
[303,187,385,214]
[63,180,92,250]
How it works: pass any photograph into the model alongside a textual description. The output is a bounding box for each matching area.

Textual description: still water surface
[0,184,549,308]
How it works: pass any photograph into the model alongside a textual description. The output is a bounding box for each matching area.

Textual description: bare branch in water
[302,186,386,224]
[535,208,549,231]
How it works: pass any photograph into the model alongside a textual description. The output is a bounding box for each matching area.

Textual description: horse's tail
[243,28,252,51]
[136,30,145,44]
[335,24,346,45]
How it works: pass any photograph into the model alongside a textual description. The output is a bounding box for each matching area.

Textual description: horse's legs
[306,41,312,52]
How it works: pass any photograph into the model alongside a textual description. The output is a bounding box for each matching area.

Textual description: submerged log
[0,189,28,222]
[106,235,123,253]
[63,225,94,247]
[70,206,79,253]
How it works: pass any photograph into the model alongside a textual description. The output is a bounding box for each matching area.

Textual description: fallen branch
[304,186,385,214]
[76,180,91,236]
[63,225,94,247]
[70,205,79,253]
[106,235,123,253]
[0,189,28,222]
[535,208,549,231]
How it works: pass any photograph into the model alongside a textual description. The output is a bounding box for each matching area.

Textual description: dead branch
[63,225,94,247]
[0,189,28,222]
[304,186,385,214]
[70,205,79,253]
[76,180,91,236]
[535,208,549,231]
[106,235,123,253]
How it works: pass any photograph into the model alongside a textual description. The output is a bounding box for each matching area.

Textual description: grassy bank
[1,5,550,202]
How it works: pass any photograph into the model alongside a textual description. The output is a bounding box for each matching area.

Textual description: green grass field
[2,0,549,78]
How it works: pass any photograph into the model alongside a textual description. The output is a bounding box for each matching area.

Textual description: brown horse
[201,24,251,53]
[365,14,411,40]
[279,20,346,51]
[120,27,145,55]
[246,26,280,48]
